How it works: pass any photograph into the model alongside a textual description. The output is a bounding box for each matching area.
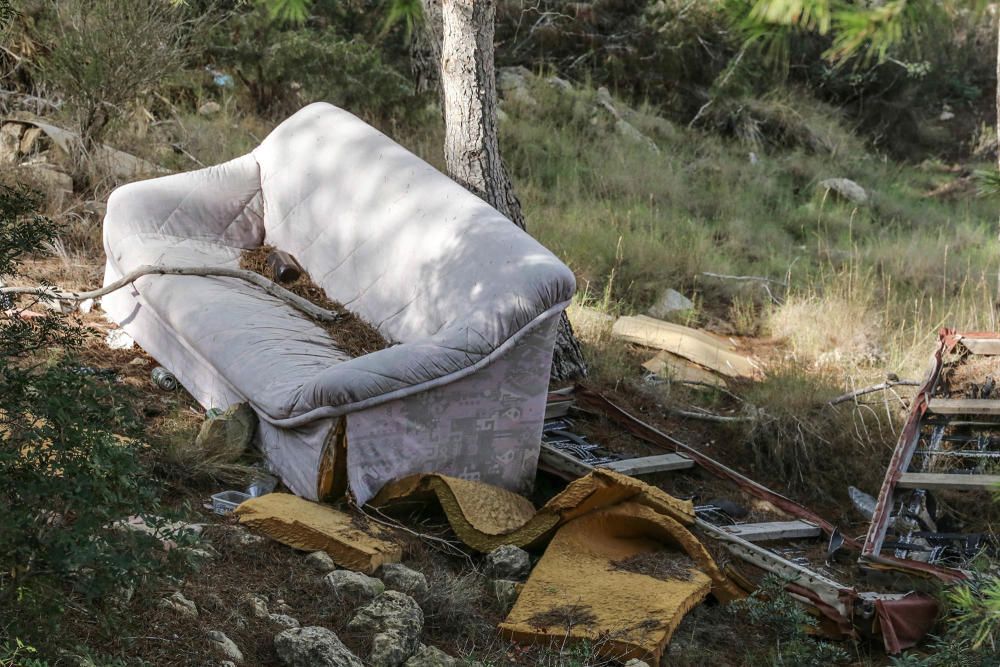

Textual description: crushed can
[151,366,178,391]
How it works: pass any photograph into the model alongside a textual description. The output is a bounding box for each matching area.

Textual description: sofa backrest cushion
[252,103,574,349]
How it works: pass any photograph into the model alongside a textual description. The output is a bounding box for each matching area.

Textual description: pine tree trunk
[432,0,586,381]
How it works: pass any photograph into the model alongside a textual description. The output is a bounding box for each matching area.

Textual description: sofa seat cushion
[111,233,352,420]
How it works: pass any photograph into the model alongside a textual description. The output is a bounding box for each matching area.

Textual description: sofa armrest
[289,310,564,422]
[103,153,264,257]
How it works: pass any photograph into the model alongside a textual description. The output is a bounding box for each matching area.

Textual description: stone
[274,626,363,667]
[195,403,256,457]
[348,591,424,667]
[647,288,694,320]
[818,178,869,205]
[0,122,23,164]
[245,594,269,619]
[305,550,337,573]
[546,76,573,93]
[207,631,243,663]
[492,579,521,611]
[380,563,428,597]
[404,645,457,667]
[497,66,537,108]
[269,613,301,630]
[484,544,531,582]
[158,591,198,618]
[220,662,237,667]
[15,163,74,208]
[105,328,135,350]
[199,101,222,116]
[324,569,384,603]
[624,660,650,667]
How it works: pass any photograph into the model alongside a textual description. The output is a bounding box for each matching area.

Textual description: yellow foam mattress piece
[234,493,401,574]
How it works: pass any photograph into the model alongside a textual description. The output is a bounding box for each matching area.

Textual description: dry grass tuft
[610,550,696,582]
[155,407,260,487]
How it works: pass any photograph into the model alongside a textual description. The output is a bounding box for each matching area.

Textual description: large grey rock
[404,645,457,667]
[305,550,337,573]
[274,626,363,667]
[380,563,428,597]
[324,569,384,603]
[195,402,256,455]
[818,178,868,205]
[485,544,531,582]
[158,591,198,618]
[497,66,537,108]
[647,288,694,320]
[245,594,269,619]
[624,660,650,667]
[348,591,424,667]
[207,631,243,663]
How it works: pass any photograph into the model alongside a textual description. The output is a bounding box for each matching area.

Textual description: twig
[665,407,754,423]
[361,505,474,566]
[827,379,920,406]
[0,264,342,324]
[701,271,788,286]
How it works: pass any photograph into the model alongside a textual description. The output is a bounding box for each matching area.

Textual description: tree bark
[434,0,586,381]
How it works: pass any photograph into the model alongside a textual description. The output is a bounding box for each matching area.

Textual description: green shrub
[731,574,851,666]
[0,185,190,652]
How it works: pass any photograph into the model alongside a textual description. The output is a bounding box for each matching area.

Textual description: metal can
[151,366,178,391]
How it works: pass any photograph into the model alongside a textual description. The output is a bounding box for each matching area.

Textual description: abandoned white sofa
[101,103,575,503]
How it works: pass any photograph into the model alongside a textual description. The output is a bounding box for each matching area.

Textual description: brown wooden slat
[926,398,1000,416]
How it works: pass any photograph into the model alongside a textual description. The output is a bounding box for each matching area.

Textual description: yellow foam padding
[500,501,738,663]
[371,468,702,553]
[234,493,401,574]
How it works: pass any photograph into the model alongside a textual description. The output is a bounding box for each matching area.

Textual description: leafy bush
[0,185,189,652]
[32,0,195,148]
[208,3,415,120]
[731,574,851,666]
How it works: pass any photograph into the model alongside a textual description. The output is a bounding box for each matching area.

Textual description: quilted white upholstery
[101,103,574,500]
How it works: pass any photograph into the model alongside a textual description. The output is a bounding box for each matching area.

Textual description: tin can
[151,366,178,391]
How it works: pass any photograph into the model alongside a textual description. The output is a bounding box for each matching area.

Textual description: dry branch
[827,379,920,406]
[0,264,342,324]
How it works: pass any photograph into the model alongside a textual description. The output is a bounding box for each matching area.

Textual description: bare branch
[827,379,920,407]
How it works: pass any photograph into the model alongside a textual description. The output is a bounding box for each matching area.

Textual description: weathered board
[642,351,728,388]
[720,520,821,542]
[926,398,1000,416]
[612,315,758,379]
[601,453,694,475]
[959,338,1000,355]
[896,472,1000,491]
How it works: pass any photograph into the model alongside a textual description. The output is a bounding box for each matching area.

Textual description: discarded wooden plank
[600,453,694,475]
[642,351,728,388]
[896,472,1000,491]
[926,398,1000,416]
[720,520,820,542]
[612,315,758,379]
[959,338,1000,355]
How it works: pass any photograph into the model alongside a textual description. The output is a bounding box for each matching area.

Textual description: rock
[324,569,384,603]
[273,598,294,614]
[245,594,269,619]
[497,66,536,108]
[15,162,74,208]
[199,101,222,116]
[158,591,198,618]
[546,76,573,93]
[207,631,243,663]
[305,550,337,573]
[220,662,237,667]
[647,288,694,320]
[485,544,531,581]
[269,613,301,630]
[274,626,363,667]
[818,178,868,205]
[380,563,428,597]
[195,402,256,456]
[0,122,23,164]
[404,645,457,667]
[348,591,424,667]
[624,660,650,667]
[492,579,521,611]
[105,328,135,350]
